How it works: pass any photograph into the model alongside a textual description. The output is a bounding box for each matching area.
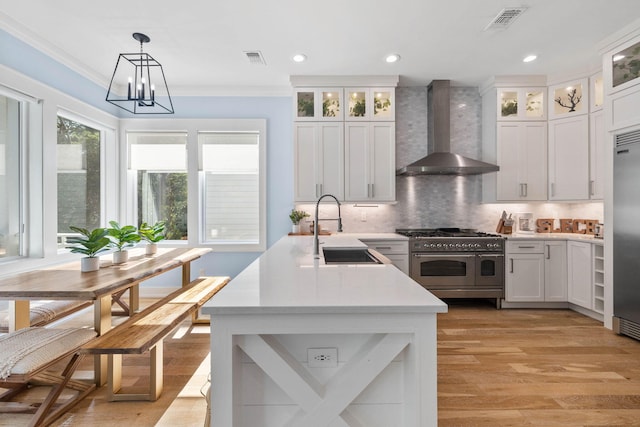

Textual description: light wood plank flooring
[2,299,640,426]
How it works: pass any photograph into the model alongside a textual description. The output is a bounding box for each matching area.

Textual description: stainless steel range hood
[396,80,499,176]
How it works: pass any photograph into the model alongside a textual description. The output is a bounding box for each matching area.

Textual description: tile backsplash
[297,86,603,234]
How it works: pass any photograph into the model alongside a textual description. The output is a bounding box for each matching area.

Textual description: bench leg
[28,353,95,427]
[107,340,164,402]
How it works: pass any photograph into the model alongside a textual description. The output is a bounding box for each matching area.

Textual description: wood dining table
[0,246,211,385]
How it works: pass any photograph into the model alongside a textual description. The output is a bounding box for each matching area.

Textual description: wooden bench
[0,300,93,333]
[0,327,97,427]
[80,276,230,401]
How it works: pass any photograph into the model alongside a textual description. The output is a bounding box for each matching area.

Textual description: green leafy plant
[374,97,391,114]
[322,98,339,117]
[107,221,141,252]
[66,226,111,258]
[350,99,366,117]
[138,221,166,243]
[289,209,309,225]
[501,99,518,116]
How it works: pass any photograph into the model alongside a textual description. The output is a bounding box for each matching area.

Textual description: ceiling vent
[244,51,267,65]
[484,7,527,30]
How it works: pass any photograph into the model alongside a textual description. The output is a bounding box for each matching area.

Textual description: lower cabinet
[567,240,593,309]
[506,240,567,302]
[361,239,409,275]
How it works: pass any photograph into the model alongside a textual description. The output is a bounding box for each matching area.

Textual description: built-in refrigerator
[613,129,640,341]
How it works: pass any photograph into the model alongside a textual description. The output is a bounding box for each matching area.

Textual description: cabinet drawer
[507,241,544,254]
[361,240,408,254]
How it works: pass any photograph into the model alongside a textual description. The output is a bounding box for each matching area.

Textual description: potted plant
[66,226,111,272]
[138,220,166,255]
[107,221,141,264]
[289,209,309,234]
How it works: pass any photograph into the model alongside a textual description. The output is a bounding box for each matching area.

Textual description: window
[123,119,266,251]
[56,114,103,248]
[199,132,260,245]
[0,94,22,258]
[128,132,188,240]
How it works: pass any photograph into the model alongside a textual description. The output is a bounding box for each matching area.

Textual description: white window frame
[121,118,267,252]
[56,110,109,251]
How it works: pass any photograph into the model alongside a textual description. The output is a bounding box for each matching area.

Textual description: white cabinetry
[361,239,409,275]
[291,76,398,203]
[544,241,568,301]
[496,122,547,201]
[589,110,605,199]
[497,87,546,120]
[567,240,592,310]
[548,115,590,200]
[592,242,605,314]
[294,123,344,202]
[294,88,343,121]
[506,240,567,302]
[345,88,395,121]
[344,123,395,202]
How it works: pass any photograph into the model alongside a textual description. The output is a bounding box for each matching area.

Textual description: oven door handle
[412,253,476,258]
[477,254,504,258]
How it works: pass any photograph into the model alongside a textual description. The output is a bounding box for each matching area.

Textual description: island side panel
[208,312,439,427]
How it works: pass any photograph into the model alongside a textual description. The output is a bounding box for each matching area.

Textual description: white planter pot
[292,224,301,234]
[145,243,158,255]
[113,250,129,264]
[81,257,100,272]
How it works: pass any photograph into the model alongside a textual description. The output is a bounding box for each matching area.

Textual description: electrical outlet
[361,211,367,221]
[308,347,338,368]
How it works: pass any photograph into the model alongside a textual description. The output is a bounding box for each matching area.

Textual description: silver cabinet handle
[375,246,392,250]
[551,183,555,197]
[590,180,594,196]
[519,183,524,197]
[371,183,375,198]
[510,258,514,273]
[546,244,550,259]
[523,183,528,197]
[517,245,536,249]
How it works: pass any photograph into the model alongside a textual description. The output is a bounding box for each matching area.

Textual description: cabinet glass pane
[593,76,604,108]
[322,91,341,118]
[525,91,544,118]
[297,91,315,118]
[373,90,393,118]
[500,91,518,117]
[553,84,584,115]
[348,91,367,118]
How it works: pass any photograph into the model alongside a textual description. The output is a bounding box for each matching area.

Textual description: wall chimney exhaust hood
[396,80,499,176]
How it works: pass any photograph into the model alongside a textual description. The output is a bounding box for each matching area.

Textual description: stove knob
[462,243,469,248]
[436,243,442,248]
[474,243,481,248]
[456,243,462,248]
[429,243,436,248]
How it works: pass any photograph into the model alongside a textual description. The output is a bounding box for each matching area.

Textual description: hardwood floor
[2,299,640,426]
[438,299,640,426]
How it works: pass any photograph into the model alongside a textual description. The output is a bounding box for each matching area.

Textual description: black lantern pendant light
[106,32,174,114]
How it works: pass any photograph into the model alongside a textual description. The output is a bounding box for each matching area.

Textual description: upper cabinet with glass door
[497,87,546,120]
[345,88,395,121]
[294,88,343,121]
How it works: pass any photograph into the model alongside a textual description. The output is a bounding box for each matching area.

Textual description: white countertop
[202,235,446,315]
[505,232,604,243]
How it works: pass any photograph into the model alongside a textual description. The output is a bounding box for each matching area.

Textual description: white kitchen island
[202,235,447,427]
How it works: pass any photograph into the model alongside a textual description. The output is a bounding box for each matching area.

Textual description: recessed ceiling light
[385,54,401,63]
[292,54,307,63]
[523,54,537,63]
[613,54,625,62]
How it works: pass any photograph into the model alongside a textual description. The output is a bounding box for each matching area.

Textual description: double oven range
[396,228,505,308]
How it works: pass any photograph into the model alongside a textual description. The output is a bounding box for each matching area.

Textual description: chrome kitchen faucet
[313,194,343,257]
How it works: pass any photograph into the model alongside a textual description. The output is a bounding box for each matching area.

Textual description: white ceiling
[1,0,640,95]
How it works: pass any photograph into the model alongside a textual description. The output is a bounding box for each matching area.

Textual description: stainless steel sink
[322,248,382,264]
